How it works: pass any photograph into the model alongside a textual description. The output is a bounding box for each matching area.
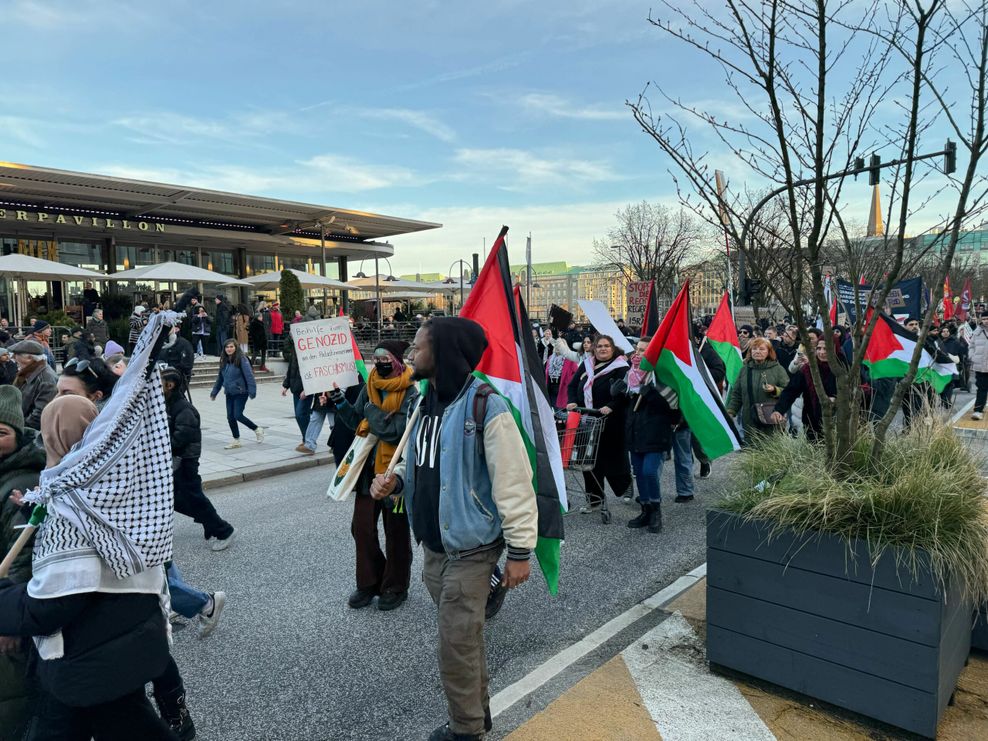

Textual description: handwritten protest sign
[290,318,359,396]
[626,280,653,330]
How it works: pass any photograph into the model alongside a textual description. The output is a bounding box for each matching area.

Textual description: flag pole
[715,171,734,303]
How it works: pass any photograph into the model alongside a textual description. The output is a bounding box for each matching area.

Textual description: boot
[154,686,197,741]
[647,502,663,533]
[627,502,650,529]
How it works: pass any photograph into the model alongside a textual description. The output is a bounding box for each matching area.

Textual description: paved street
[167,455,726,740]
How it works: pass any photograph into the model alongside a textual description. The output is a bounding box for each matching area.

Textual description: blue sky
[1,0,691,275]
[1,0,968,277]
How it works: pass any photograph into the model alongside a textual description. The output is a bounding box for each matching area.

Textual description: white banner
[290,318,359,396]
[577,300,634,353]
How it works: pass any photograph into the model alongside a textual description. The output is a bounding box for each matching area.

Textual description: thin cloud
[112,110,305,146]
[452,147,623,191]
[352,107,456,142]
[518,93,626,121]
[395,55,524,91]
[0,115,47,148]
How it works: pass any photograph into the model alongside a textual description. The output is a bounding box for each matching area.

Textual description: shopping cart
[555,408,612,524]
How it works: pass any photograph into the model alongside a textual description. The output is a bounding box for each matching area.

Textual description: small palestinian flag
[863,313,956,392]
[350,332,368,382]
[706,291,743,387]
[642,282,741,460]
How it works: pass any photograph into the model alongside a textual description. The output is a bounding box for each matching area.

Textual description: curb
[202,453,335,491]
[490,562,707,718]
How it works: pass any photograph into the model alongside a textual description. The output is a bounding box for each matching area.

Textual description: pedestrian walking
[210,339,263,450]
[164,368,237,550]
[771,339,841,440]
[968,312,988,420]
[270,301,284,354]
[127,306,147,356]
[9,340,57,430]
[281,337,312,443]
[334,340,417,611]
[369,318,538,741]
[726,337,789,442]
[234,304,250,354]
[214,295,232,353]
[165,562,226,637]
[192,306,211,357]
[566,335,632,512]
[249,311,269,371]
[156,324,195,388]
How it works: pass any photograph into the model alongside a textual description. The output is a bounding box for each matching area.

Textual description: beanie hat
[376,339,409,358]
[102,340,125,358]
[132,306,146,316]
[980,311,988,319]
[29,320,50,334]
[0,385,25,435]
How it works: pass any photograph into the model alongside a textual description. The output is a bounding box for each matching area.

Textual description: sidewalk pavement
[505,575,988,740]
[191,383,336,490]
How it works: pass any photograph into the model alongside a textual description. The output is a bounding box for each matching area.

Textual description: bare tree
[592,202,707,299]
[629,0,988,468]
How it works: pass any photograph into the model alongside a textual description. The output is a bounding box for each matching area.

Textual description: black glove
[328,388,345,404]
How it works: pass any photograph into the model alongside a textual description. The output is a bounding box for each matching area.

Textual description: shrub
[38,310,79,331]
[100,293,133,322]
[718,416,988,605]
[279,269,305,321]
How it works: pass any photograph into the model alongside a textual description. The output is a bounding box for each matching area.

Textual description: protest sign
[626,280,653,330]
[835,277,924,322]
[289,317,359,396]
[577,300,634,353]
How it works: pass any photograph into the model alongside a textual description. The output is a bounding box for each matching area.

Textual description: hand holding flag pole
[0,503,46,579]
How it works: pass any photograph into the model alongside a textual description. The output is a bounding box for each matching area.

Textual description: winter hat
[980,311,988,319]
[132,306,146,316]
[376,339,409,358]
[102,340,125,358]
[0,385,25,435]
[9,339,44,356]
[29,320,50,334]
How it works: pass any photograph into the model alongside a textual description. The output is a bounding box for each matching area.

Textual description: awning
[0,253,108,281]
[107,261,250,286]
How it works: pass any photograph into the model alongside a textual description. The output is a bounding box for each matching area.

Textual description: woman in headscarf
[0,395,177,740]
[566,335,632,512]
[333,339,418,611]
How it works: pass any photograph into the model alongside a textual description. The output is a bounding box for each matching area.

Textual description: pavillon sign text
[0,208,166,233]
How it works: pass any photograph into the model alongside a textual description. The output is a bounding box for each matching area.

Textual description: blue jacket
[395,378,538,559]
[210,356,256,398]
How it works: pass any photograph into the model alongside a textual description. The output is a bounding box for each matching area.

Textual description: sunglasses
[739,330,750,335]
[64,357,98,378]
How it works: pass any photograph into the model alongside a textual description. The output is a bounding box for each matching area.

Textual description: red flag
[957,278,972,322]
[943,277,954,320]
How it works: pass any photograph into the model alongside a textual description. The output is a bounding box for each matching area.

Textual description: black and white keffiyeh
[25,311,178,598]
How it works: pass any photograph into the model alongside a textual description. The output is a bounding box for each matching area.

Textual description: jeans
[671,427,695,496]
[304,408,332,451]
[166,562,209,619]
[216,327,228,354]
[194,335,206,355]
[630,451,663,503]
[293,391,313,439]
[225,393,257,438]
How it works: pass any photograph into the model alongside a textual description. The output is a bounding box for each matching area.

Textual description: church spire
[867,183,884,237]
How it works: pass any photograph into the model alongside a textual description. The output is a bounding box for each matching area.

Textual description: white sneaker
[210,531,236,551]
[224,439,242,449]
[621,495,633,504]
[973,412,984,421]
[198,591,226,638]
[255,427,265,443]
[579,502,601,514]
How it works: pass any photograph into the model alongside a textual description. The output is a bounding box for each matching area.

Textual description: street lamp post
[444,259,471,315]
[354,257,397,342]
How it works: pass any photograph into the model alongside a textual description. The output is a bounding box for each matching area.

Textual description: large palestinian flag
[642,282,741,460]
[863,312,956,393]
[460,226,566,595]
[706,291,743,387]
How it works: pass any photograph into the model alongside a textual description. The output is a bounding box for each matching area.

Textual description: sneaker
[429,723,483,741]
[299,446,315,456]
[699,461,712,478]
[579,502,601,514]
[294,443,310,452]
[198,591,226,638]
[973,412,984,420]
[224,439,242,449]
[255,427,265,443]
[348,587,377,609]
[674,494,695,503]
[377,591,408,611]
[210,531,236,551]
[621,494,633,504]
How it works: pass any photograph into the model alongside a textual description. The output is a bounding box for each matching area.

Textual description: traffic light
[853,156,866,179]
[742,277,764,303]
[945,139,957,175]
[868,154,881,186]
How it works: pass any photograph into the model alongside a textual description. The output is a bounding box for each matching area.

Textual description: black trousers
[174,458,233,540]
[26,688,177,741]
[976,372,988,412]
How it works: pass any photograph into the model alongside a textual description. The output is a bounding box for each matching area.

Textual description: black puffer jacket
[157,336,194,381]
[611,379,682,453]
[165,392,202,459]
[0,582,169,707]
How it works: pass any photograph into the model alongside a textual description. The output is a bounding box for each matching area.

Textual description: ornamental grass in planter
[707,415,988,738]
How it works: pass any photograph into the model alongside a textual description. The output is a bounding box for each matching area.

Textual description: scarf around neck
[357,365,415,473]
[582,355,629,408]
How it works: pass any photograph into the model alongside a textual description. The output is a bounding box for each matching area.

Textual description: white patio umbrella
[107,261,250,286]
[0,253,109,327]
[348,275,440,292]
[241,268,355,292]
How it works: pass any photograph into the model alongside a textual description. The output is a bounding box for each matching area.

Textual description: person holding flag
[369,318,538,741]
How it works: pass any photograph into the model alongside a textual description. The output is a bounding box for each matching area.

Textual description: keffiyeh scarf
[24,311,179,656]
[582,356,629,409]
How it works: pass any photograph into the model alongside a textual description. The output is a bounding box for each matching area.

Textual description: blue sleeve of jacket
[242,357,257,397]
[211,367,223,398]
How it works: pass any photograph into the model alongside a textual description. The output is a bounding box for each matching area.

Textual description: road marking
[951,396,976,424]
[623,612,775,740]
[490,563,707,717]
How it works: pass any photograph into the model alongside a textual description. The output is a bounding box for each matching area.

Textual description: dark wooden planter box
[706,509,973,739]
[974,605,988,651]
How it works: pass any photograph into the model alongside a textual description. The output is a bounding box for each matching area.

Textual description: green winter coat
[0,427,46,738]
[726,358,790,432]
